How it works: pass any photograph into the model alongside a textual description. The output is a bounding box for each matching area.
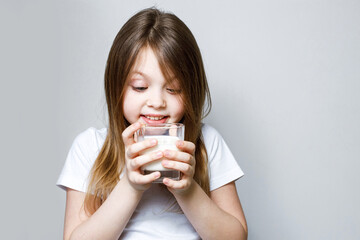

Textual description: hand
[161,140,196,195]
[122,122,163,192]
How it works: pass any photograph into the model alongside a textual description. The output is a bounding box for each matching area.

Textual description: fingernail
[164,150,171,157]
[163,178,169,184]
[156,151,163,157]
[151,139,157,145]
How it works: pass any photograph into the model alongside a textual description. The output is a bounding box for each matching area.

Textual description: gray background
[1,0,359,239]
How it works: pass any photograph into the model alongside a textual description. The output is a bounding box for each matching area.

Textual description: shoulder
[74,127,107,143]
[70,127,108,164]
[201,123,221,139]
[73,127,107,150]
[200,123,244,191]
[56,127,108,192]
[201,123,223,153]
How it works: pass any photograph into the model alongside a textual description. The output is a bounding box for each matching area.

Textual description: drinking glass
[136,123,184,183]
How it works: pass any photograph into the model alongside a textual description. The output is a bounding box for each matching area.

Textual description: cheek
[122,91,139,122]
[173,97,185,118]
[122,92,130,112]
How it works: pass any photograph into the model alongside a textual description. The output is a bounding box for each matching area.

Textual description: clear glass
[135,123,184,183]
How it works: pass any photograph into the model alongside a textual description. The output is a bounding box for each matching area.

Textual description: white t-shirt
[57,124,244,239]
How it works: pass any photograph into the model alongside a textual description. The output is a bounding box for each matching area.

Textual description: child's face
[122,47,185,125]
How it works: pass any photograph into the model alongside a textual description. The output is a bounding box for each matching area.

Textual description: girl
[57,7,247,240]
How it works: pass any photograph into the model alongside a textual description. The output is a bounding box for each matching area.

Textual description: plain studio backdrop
[1,0,359,239]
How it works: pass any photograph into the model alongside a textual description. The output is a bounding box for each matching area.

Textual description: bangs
[147,42,190,105]
[148,44,181,84]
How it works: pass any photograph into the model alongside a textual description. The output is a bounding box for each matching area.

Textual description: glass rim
[141,123,184,129]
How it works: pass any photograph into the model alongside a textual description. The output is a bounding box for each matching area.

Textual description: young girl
[57,8,247,240]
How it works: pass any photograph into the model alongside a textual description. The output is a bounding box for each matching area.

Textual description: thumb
[122,122,143,147]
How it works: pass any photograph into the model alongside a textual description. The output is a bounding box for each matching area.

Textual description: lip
[140,115,169,124]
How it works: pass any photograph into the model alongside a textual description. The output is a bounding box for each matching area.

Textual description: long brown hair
[84,8,212,215]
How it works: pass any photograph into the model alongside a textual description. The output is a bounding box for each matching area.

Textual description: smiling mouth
[145,116,165,120]
[142,115,168,121]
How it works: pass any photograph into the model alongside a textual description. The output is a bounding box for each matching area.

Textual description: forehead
[132,47,159,71]
[129,47,178,85]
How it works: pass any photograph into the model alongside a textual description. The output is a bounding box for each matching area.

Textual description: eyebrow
[129,71,145,77]
[129,70,178,84]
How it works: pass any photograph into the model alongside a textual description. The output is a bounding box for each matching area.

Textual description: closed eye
[132,86,148,92]
[166,88,181,94]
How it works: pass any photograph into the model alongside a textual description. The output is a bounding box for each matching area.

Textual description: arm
[173,181,247,240]
[64,179,143,240]
[63,122,163,240]
[162,141,247,240]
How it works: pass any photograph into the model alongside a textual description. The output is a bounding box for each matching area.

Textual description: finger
[163,176,191,190]
[130,171,161,185]
[126,138,158,159]
[122,122,142,146]
[129,151,163,170]
[162,160,194,176]
[176,140,196,155]
[163,150,195,165]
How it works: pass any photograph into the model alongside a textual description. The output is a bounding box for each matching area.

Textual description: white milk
[141,135,180,171]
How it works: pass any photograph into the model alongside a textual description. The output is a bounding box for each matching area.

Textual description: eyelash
[132,86,147,92]
[166,88,181,94]
[132,86,181,94]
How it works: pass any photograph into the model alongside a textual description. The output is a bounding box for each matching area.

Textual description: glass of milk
[136,123,184,183]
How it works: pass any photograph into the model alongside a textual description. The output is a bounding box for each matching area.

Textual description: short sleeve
[202,124,244,191]
[56,127,105,192]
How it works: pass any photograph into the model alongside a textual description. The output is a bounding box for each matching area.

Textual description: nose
[146,91,166,109]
